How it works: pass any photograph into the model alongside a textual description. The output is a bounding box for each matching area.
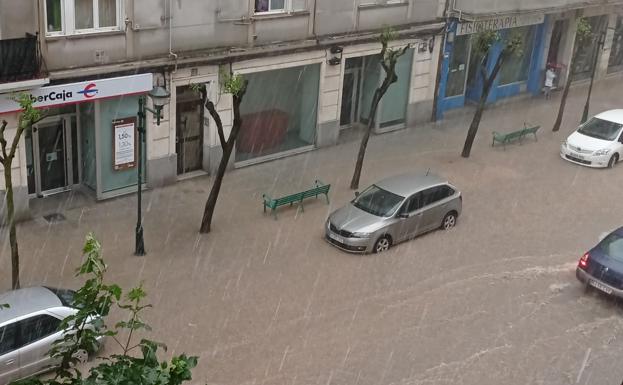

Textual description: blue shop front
[436,13,548,119]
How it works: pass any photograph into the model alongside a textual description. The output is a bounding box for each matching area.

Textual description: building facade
[0,0,444,219]
[435,0,623,119]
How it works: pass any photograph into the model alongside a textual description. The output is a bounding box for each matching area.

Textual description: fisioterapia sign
[0,73,153,114]
[457,14,544,36]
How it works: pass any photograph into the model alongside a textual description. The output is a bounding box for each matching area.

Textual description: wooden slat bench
[492,123,540,150]
[262,180,331,219]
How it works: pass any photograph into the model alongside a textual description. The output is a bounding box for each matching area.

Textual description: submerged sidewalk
[2,75,623,290]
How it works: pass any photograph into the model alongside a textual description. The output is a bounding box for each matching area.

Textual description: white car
[561,109,623,168]
[0,287,105,384]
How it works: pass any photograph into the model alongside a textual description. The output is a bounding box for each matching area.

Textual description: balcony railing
[0,33,44,84]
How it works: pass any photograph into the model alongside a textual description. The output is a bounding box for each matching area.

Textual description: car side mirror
[398,212,409,219]
[354,191,360,197]
[619,137,623,144]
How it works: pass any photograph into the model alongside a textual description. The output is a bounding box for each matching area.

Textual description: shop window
[254,0,306,13]
[99,95,145,194]
[608,16,623,73]
[499,26,536,85]
[236,64,320,163]
[45,0,120,36]
[572,15,607,81]
[445,34,470,97]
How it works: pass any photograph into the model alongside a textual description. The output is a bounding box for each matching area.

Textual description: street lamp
[135,85,170,256]
[581,30,607,124]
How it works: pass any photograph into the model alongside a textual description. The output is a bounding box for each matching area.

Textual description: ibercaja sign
[0,73,153,114]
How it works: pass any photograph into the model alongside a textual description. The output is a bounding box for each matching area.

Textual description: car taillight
[578,252,590,269]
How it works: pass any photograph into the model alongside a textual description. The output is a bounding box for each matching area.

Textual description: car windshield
[577,117,623,141]
[45,287,77,307]
[352,185,404,217]
[599,232,623,262]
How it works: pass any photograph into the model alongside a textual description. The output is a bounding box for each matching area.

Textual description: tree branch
[205,100,227,149]
[379,41,390,74]
[8,122,27,161]
[398,44,410,57]
[0,120,8,162]
[226,80,248,146]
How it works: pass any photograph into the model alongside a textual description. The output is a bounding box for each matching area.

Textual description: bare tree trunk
[461,54,504,158]
[4,160,19,289]
[350,89,382,190]
[461,92,488,158]
[200,141,233,234]
[553,46,579,132]
[200,84,247,234]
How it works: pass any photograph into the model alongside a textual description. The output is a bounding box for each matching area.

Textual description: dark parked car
[576,227,623,297]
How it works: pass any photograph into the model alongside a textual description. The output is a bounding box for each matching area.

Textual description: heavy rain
[1,1,623,385]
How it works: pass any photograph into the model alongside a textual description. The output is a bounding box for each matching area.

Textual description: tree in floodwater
[461,30,523,158]
[1,94,43,289]
[196,69,248,233]
[552,17,592,132]
[350,28,410,190]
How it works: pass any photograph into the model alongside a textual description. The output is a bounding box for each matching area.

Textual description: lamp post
[135,85,170,256]
[581,30,606,124]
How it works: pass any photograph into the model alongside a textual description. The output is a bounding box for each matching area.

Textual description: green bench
[492,123,540,150]
[263,180,331,219]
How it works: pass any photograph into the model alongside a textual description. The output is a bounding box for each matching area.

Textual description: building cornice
[47,21,445,83]
[447,0,623,21]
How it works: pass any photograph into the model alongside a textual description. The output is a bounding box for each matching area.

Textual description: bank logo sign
[0,73,153,114]
[77,83,99,98]
[456,14,544,36]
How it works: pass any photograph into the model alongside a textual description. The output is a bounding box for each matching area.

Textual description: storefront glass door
[340,70,359,127]
[445,35,471,97]
[176,86,204,175]
[377,48,413,130]
[573,16,607,81]
[608,16,623,73]
[28,116,77,196]
[38,120,66,192]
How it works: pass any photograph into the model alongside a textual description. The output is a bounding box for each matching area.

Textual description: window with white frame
[45,0,121,36]
[254,0,306,13]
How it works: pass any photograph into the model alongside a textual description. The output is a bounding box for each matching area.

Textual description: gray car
[325,172,462,253]
[0,287,104,385]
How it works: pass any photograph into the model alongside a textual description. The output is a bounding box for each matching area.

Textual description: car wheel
[607,153,619,168]
[373,235,392,253]
[441,212,457,230]
[73,349,89,364]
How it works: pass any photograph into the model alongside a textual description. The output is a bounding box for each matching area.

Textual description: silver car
[0,287,104,384]
[326,172,462,253]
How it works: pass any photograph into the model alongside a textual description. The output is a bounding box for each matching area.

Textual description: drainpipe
[311,0,318,39]
[168,0,178,72]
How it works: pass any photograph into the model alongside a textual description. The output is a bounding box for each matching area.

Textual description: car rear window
[599,232,623,262]
[44,287,77,307]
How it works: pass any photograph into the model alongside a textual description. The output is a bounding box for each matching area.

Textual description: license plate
[573,153,584,160]
[589,280,613,294]
[328,232,345,244]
